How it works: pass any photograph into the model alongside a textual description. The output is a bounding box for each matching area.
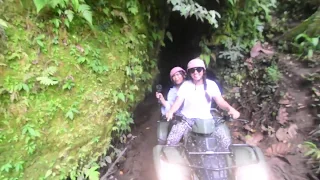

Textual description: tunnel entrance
[157,11,212,90]
[134,11,213,125]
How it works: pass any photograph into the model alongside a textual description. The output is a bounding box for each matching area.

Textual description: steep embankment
[217,43,320,179]
[0,1,164,179]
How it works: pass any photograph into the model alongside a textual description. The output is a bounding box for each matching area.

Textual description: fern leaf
[33,0,49,13]
[64,10,74,22]
[78,4,92,25]
[49,0,61,8]
[60,0,68,8]
[71,0,80,11]
[66,110,74,120]
[36,77,59,86]
[42,66,58,76]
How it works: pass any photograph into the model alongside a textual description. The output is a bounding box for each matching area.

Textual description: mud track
[111,96,160,180]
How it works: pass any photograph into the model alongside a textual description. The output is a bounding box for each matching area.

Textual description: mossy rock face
[0,1,163,179]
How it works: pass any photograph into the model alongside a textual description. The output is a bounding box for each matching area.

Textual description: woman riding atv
[166,58,240,147]
[156,66,186,117]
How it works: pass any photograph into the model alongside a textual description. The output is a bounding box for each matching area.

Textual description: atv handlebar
[214,113,249,126]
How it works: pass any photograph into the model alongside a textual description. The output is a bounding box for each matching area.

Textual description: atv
[153,110,269,180]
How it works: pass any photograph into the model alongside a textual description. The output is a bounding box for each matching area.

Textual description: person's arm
[166,96,184,120]
[164,88,177,112]
[208,80,240,119]
[213,96,233,111]
[213,96,240,119]
[168,96,184,114]
[156,92,169,107]
[166,82,187,120]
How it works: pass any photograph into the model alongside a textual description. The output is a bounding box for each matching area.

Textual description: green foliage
[293,33,320,60]
[199,39,212,66]
[62,79,75,90]
[36,66,59,86]
[84,163,100,180]
[31,0,93,28]
[218,40,245,62]
[266,63,281,83]
[71,45,109,74]
[0,0,161,179]
[65,103,80,120]
[307,94,320,176]
[168,0,221,28]
[215,45,279,119]
[126,0,139,15]
[112,109,134,133]
[213,0,277,50]
[304,138,320,173]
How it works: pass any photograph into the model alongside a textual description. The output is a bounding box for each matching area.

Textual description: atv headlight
[159,159,185,180]
[236,164,269,180]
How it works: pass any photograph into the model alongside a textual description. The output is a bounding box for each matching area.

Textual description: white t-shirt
[177,79,221,119]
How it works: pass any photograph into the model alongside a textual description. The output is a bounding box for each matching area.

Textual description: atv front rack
[160,144,260,171]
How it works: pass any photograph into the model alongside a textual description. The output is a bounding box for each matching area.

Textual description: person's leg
[166,121,189,145]
[166,117,196,145]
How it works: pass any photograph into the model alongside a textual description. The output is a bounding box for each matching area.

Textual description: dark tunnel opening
[157,12,211,89]
[134,3,223,124]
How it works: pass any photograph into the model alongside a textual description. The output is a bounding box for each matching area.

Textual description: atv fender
[231,145,269,180]
[153,145,191,180]
[232,144,267,167]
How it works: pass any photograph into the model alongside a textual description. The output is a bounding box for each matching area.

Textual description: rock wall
[0,0,165,179]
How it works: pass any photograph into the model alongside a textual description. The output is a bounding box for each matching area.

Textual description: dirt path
[112,98,160,180]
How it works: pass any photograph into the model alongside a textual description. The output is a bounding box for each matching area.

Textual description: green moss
[0,1,162,179]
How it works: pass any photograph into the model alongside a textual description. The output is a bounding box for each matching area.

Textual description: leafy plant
[62,79,75,90]
[14,161,24,172]
[212,0,277,50]
[168,0,221,28]
[85,163,100,180]
[36,66,59,86]
[112,90,126,103]
[218,41,245,62]
[34,34,45,48]
[294,33,320,60]
[32,0,93,28]
[267,63,281,83]
[304,141,320,174]
[199,39,213,66]
[65,103,80,120]
[112,109,134,133]
[1,162,13,173]
[1,0,160,179]
[126,0,139,15]
[22,123,41,139]
[304,123,320,175]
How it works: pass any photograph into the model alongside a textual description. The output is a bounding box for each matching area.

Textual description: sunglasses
[188,67,204,74]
